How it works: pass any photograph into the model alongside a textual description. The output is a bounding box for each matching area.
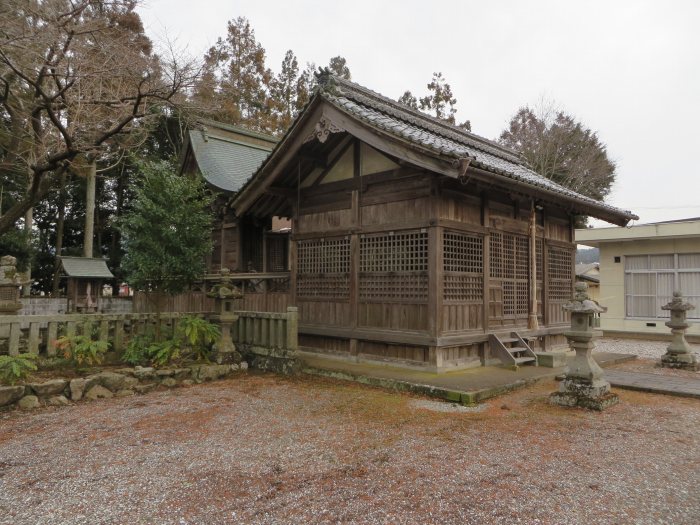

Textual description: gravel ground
[1,373,699,525]
[597,338,700,378]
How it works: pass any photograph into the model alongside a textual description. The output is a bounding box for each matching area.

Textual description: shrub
[178,316,220,362]
[0,354,38,385]
[121,334,153,366]
[54,335,109,366]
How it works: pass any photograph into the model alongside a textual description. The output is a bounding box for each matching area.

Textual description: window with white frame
[625,254,700,319]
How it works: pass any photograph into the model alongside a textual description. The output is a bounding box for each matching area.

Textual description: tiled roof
[60,257,114,279]
[188,126,274,193]
[318,74,637,222]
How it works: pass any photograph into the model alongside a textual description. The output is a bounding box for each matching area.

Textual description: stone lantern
[550,282,619,410]
[207,268,244,364]
[660,291,699,371]
[0,256,23,315]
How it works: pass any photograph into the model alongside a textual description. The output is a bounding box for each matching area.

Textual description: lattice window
[490,233,503,278]
[443,231,483,302]
[444,232,482,273]
[360,230,428,302]
[297,237,350,299]
[548,246,574,301]
[267,235,289,272]
[360,230,428,272]
[490,232,530,317]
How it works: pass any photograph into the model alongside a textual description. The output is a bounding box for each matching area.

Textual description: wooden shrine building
[194,73,637,372]
[59,257,114,313]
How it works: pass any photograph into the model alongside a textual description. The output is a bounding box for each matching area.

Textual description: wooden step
[499,337,519,344]
[507,346,530,354]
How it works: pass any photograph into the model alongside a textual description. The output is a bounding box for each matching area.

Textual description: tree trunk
[22,205,32,297]
[83,161,96,258]
[52,171,68,295]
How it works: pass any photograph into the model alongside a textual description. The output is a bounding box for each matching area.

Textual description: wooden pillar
[481,192,490,333]
[349,141,361,356]
[528,203,539,330]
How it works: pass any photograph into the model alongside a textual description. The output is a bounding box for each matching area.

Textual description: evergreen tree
[118,160,214,321]
[399,73,471,130]
[271,50,300,133]
[398,91,419,110]
[328,56,351,80]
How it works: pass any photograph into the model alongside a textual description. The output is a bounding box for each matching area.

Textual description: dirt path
[1,373,698,524]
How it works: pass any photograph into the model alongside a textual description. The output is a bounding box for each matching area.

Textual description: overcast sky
[138,0,700,227]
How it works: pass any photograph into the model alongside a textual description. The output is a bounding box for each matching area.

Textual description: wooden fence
[132,273,291,314]
[0,312,190,356]
[0,307,299,359]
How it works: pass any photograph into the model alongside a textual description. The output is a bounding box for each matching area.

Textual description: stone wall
[19,297,133,316]
[0,362,248,411]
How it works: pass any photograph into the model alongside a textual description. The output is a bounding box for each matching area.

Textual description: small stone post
[660,291,699,371]
[207,268,244,365]
[550,282,619,411]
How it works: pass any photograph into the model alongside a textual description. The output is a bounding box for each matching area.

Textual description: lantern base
[549,378,619,411]
[660,352,700,371]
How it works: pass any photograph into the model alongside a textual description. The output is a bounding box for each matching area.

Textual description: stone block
[115,389,135,397]
[84,385,113,400]
[133,366,156,380]
[69,377,97,401]
[47,395,70,406]
[161,377,178,388]
[92,372,127,392]
[0,385,25,407]
[18,395,40,410]
[134,383,157,395]
[29,379,68,397]
[535,350,574,368]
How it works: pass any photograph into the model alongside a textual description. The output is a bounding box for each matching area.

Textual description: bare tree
[499,100,616,201]
[0,0,197,235]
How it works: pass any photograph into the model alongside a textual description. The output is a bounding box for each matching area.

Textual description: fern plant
[147,339,182,368]
[0,353,37,385]
[54,335,109,366]
[177,316,220,362]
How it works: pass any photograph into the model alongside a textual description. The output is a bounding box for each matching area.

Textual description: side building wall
[598,238,700,338]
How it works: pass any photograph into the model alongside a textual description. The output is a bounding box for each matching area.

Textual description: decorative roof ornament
[303,117,344,144]
[315,67,340,95]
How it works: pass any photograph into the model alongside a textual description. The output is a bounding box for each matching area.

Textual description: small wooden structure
[189,73,637,372]
[59,257,114,313]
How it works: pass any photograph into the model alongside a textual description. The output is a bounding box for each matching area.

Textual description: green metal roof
[60,257,114,279]
[188,127,275,193]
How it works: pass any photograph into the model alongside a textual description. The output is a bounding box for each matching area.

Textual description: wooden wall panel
[440,195,481,224]
[360,197,431,226]
[358,303,428,331]
[545,218,571,242]
[299,300,351,326]
[299,334,351,356]
[297,208,353,233]
[359,341,428,363]
[439,344,480,367]
[441,304,483,333]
